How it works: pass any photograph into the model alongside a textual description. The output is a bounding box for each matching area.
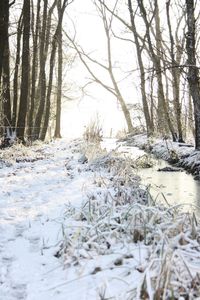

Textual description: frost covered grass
[0,137,200,299]
[124,133,200,178]
[124,134,192,161]
[83,116,103,143]
[56,141,200,299]
[0,140,50,166]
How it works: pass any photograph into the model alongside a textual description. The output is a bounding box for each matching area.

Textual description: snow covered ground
[0,138,200,299]
[0,139,94,299]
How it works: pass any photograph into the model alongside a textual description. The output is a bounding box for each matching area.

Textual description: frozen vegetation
[124,134,200,179]
[0,137,200,299]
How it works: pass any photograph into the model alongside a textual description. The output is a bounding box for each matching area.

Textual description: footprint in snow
[15,224,27,237]
[11,283,27,300]
[28,236,41,252]
[2,254,15,263]
[0,253,16,268]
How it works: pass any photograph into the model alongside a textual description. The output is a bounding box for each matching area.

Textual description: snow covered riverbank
[0,138,200,299]
[123,134,200,179]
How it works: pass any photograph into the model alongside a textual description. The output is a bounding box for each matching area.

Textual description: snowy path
[0,139,95,300]
[0,139,150,300]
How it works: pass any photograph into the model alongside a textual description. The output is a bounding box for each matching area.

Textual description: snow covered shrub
[0,128,17,148]
[115,128,127,139]
[83,115,103,143]
[133,154,154,168]
[80,141,107,163]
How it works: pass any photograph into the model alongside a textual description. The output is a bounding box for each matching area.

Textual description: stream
[138,158,200,212]
[102,139,200,215]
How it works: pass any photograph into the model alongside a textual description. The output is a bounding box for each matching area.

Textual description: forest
[1,0,200,299]
[0,0,200,146]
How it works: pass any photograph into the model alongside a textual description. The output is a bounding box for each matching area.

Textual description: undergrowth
[57,141,200,299]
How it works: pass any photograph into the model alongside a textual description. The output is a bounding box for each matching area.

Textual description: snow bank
[124,134,200,178]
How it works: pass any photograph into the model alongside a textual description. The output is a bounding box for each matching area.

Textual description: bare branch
[63,30,117,97]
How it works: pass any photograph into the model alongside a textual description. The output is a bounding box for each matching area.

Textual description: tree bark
[1,0,11,132]
[137,0,177,141]
[2,37,12,129]
[28,0,41,138]
[0,0,7,83]
[128,0,153,136]
[17,0,30,142]
[12,12,23,129]
[188,92,194,135]
[154,1,167,133]
[54,0,62,138]
[186,0,200,150]
[44,0,58,60]
[33,0,48,140]
[166,0,184,142]
[40,0,67,140]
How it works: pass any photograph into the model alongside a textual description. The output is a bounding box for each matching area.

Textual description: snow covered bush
[83,116,103,143]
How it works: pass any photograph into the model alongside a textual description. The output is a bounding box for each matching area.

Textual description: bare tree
[2,37,12,129]
[0,0,73,143]
[128,0,153,136]
[97,1,133,132]
[40,0,70,140]
[95,0,189,140]
[65,0,134,133]
[136,0,177,140]
[0,0,7,83]
[12,12,23,129]
[166,0,185,142]
[2,0,12,130]
[33,0,48,140]
[17,0,30,141]
[186,0,200,149]
[54,0,63,138]
[28,0,41,137]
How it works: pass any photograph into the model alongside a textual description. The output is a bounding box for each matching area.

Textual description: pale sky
[61,0,138,138]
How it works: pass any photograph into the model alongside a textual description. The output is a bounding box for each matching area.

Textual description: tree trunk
[33,0,48,140]
[28,0,41,138]
[40,0,67,140]
[128,0,153,136]
[166,0,184,142]
[2,37,12,129]
[188,92,194,136]
[186,0,200,150]
[137,0,177,141]
[12,12,23,129]
[154,2,167,134]
[44,0,58,60]
[54,0,62,138]
[1,0,11,132]
[0,0,7,83]
[17,0,30,142]
[103,4,133,133]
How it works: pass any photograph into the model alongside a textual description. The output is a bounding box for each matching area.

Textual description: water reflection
[101,140,200,215]
[138,158,200,215]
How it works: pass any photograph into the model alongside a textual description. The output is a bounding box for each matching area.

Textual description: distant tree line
[1,0,200,151]
[66,0,200,149]
[0,0,72,143]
